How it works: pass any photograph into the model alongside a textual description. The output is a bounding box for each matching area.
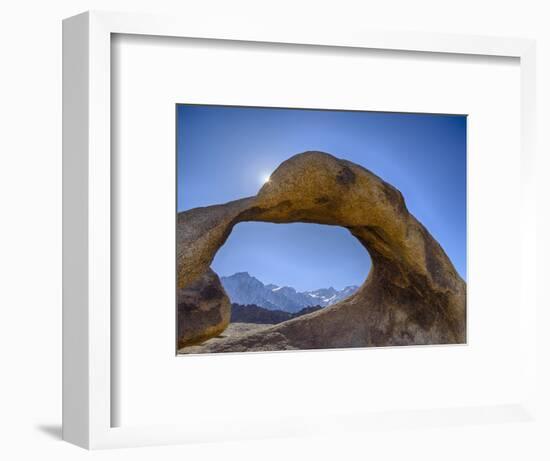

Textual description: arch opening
[209,221,371,333]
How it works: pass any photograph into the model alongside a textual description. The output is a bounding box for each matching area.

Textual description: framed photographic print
[175,105,467,354]
[63,11,538,449]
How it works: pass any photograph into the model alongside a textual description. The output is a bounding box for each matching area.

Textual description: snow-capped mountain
[305,285,360,307]
[220,272,359,313]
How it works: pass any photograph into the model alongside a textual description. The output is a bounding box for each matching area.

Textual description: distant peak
[222,271,264,284]
[221,271,251,279]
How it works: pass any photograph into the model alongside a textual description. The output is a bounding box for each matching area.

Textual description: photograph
[176,104,467,354]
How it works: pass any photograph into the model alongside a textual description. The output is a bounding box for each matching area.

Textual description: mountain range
[220,272,359,313]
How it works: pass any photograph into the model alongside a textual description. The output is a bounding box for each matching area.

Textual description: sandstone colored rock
[177,151,466,351]
[177,268,231,348]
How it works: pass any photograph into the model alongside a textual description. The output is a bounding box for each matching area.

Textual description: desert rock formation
[177,151,466,352]
[177,268,231,348]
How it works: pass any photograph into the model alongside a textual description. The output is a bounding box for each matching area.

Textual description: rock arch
[177,151,466,351]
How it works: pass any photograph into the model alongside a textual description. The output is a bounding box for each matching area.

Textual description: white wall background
[0,0,548,459]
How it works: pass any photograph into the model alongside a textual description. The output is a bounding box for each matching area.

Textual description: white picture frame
[62,10,537,449]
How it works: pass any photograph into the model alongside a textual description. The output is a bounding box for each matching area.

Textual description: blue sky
[177,105,466,291]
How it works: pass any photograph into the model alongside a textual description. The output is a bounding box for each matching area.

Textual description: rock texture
[177,268,231,348]
[177,151,466,352]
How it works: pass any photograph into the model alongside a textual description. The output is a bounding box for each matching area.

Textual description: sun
[260,173,271,185]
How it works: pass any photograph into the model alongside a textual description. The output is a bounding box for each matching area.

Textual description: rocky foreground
[179,323,273,354]
[177,151,466,352]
